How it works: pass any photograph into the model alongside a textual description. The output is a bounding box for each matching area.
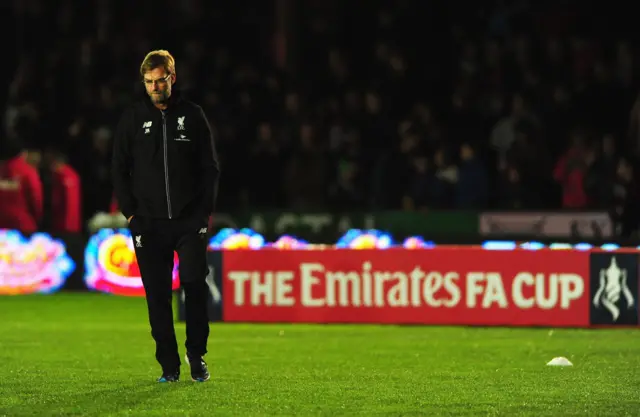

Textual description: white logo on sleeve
[135,235,143,248]
[177,116,185,130]
[593,257,635,321]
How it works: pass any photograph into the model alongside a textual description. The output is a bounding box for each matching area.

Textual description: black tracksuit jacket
[111,92,220,221]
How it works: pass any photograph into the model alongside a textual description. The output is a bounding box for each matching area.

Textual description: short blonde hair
[140,50,176,78]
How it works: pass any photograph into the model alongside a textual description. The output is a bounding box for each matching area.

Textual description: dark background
[3,0,640,238]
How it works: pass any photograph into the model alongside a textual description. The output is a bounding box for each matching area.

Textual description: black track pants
[129,215,210,371]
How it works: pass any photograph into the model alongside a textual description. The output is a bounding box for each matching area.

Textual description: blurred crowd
[2,0,640,236]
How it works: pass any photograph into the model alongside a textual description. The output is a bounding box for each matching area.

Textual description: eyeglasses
[143,74,171,87]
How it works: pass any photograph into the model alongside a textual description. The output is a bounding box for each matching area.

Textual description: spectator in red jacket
[553,129,591,208]
[0,145,43,233]
[42,147,82,233]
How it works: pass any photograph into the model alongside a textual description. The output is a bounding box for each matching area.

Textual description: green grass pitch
[0,293,639,416]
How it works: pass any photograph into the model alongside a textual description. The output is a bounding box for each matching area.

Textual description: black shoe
[157,370,180,383]
[185,353,210,382]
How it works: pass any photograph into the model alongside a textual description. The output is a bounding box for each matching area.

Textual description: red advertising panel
[222,248,590,327]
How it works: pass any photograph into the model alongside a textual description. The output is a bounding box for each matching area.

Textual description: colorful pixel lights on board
[206,228,630,251]
[0,229,75,295]
[208,228,312,250]
[207,228,266,250]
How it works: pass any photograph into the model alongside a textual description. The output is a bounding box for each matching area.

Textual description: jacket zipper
[161,111,173,219]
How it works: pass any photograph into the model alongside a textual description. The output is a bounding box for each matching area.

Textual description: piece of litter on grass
[546,356,573,366]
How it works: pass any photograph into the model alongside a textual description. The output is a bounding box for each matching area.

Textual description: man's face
[143,67,174,105]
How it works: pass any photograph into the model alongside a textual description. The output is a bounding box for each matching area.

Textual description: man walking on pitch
[111,50,220,382]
